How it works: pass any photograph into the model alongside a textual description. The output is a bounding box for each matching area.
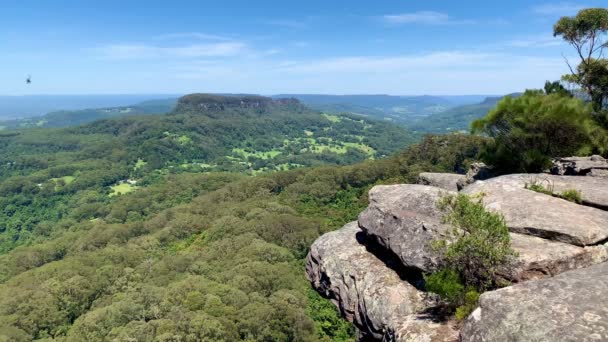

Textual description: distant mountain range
[0,98,178,130]
[0,94,179,120]
[0,93,508,132]
[407,93,522,133]
[272,94,493,123]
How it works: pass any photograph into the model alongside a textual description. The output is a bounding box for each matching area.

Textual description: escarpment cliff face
[174,94,303,115]
[306,170,608,341]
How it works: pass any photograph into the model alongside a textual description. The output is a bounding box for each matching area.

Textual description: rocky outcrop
[305,222,458,341]
[307,171,608,341]
[551,155,608,176]
[174,94,303,114]
[358,185,456,272]
[417,173,465,192]
[468,173,608,210]
[462,175,608,246]
[461,261,608,342]
[506,232,607,282]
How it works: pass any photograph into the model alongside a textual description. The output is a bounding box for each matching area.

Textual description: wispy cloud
[94,42,247,60]
[531,3,585,15]
[264,19,308,29]
[273,52,493,73]
[383,11,473,25]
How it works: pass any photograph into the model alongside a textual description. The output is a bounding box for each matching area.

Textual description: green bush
[472,90,608,173]
[426,194,515,320]
[560,189,583,204]
[525,181,583,204]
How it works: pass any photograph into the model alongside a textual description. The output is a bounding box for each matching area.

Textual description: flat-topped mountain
[176,94,302,114]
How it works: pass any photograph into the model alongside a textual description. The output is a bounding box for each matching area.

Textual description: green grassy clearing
[109,183,138,197]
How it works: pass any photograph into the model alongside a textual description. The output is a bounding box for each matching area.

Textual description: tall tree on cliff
[554,8,608,126]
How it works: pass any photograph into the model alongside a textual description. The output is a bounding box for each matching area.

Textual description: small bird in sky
[26,75,31,84]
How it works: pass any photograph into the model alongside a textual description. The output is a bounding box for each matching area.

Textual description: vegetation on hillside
[0,131,486,341]
[0,95,415,253]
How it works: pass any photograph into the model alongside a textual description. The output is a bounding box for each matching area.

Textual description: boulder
[305,222,457,341]
[462,176,608,246]
[551,155,608,176]
[417,173,466,192]
[358,185,456,272]
[460,262,608,342]
[506,233,608,282]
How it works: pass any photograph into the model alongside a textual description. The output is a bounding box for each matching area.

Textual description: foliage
[424,269,465,304]
[472,90,608,173]
[0,98,487,342]
[436,194,515,291]
[544,80,572,98]
[525,180,583,204]
[426,194,514,320]
[307,289,355,341]
[454,290,480,321]
[560,189,583,204]
[424,194,513,317]
[554,8,608,123]
[0,95,417,252]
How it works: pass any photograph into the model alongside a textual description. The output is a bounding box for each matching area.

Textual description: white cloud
[532,3,585,15]
[272,52,493,73]
[95,42,247,59]
[383,11,473,25]
[165,50,570,95]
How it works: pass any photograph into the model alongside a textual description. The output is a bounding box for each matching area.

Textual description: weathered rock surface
[358,184,456,272]
[507,233,608,282]
[462,176,608,246]
[305,222,457,341]
[474,173,608,210]
[551,155,608,176]
[460,262,608,342]
[417,173,466,192]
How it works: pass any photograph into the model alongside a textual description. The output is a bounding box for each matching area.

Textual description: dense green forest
[0,94,416,254]
[0,93,487,341]
[0,123,486,340]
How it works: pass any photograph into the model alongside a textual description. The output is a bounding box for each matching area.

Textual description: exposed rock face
[474,173,608,210]
[174,94,303,114]
[358,185,456,272]
[308,172,608,341]
[460,262,608,342]
[506,233,607,282]
[551,155,608,176]
[417,173,465,192]
[305,222,457,341]
[462,176,608,246]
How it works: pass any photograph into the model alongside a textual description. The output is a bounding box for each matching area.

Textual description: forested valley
[0,94,488,341]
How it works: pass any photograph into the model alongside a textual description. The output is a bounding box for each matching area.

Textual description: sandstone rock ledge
[307,172,608,341]
[461,262,608,342]
[305,222,458,341]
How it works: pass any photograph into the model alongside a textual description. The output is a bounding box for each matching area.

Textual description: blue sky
[0,0,603,95]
